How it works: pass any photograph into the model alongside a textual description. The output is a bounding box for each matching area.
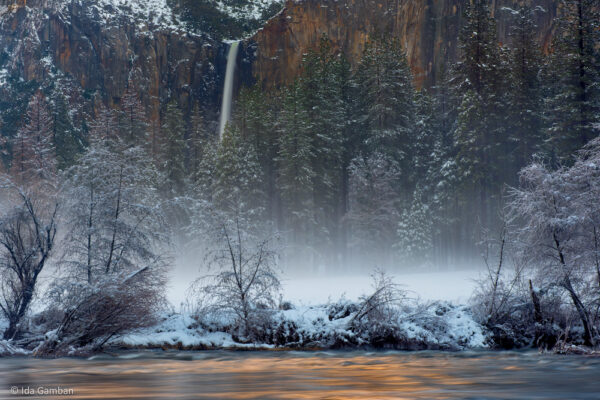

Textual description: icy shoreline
[110,301,487,352]
[1,294,488,356]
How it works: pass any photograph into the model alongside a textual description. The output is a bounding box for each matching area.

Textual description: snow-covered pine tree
[297,35,347,264]
[119,83,149,145]
[452,0,507,234]
[10,124,34,185]
[10,92,56,187]
[51,91,83,170]
[276,82,315,257]
[346,152,402,266]
[396,187,434,266]
[396,91,446,265]
[504,5,545,175]
[427,71,462,265]
[343,34,420,266]
[88,103,119,144]
[234,85,279,222]
[160,99,187,196]
[337,55,362,263]
[354,34,416,177]
[212,124,265,225]
[190,130,218,204]
[544,0,600,162]
[186,103,209,183]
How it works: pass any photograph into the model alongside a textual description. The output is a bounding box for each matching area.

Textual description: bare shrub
[472,225,527,320]
[192,217,280,341]
[350,270,406,332]
[36,266,166,356]
[471,220,566,349]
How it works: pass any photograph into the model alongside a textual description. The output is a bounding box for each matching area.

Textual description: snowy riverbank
[113,301,487,352]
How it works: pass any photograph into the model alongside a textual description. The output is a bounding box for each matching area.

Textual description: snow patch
[117,314,274,349]
[67,0,182,30]
[0,68,8,87]
[216,0,283,20]
[0,340,29,356]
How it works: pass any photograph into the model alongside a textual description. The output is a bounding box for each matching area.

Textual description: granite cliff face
[0,0,557,132]
[0,0,242,126]
[250,0,557,89]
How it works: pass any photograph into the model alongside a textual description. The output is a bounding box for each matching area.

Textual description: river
[1,351,598,399]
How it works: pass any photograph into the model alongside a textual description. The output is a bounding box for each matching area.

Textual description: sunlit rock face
[250,0,557,89]
[0,0,557,127]
[0,0,229,123]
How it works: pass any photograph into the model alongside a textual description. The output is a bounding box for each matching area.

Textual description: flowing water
[0,351,599,399]
[219,41,240,140]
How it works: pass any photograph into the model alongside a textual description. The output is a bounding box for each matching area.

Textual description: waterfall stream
[219,41,240,140]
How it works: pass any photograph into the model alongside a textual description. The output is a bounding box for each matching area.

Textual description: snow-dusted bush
[506,143,600,347]
[472,138,600,349]
[349,270,406,335]
[35,132,169,355]
[36,267,166,356]
[191,217,280,342]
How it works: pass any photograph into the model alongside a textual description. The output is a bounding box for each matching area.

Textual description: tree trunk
[529,279,543,325]
[563,276,595,347]
[3,319,18,341]
[554,233,595,346]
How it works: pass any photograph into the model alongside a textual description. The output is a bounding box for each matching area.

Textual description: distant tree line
[184,0,600,269]
[1,0,599,273]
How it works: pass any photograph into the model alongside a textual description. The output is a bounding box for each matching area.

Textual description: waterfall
[219,41,240,140]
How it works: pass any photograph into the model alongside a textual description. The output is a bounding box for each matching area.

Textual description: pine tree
[187,104,218,202]
[160,100,187,195]
[354,34,416,170]
[346,152,402,266]
[427,73,462,265]
[276,83,315,253]
[298,36,348,263]
[186,104,211,183]
[545,0,600,161]
[119,83,149,146]
[212,124,265,223]
[10,126,34,183]
[396,188,434,265]
[149,118,161,166]
[452,0,507,233]
[88,103,119,144]
[504,5,545,176]
[233,85,279,222]
[51,92,83,170]
[10,92,56,186]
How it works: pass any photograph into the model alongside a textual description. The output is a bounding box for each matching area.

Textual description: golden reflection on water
[1,352,599,399]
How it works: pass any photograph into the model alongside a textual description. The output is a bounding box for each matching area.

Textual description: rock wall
[250,0,557,89]
[0,0,232,126]
[0,0,558,132]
